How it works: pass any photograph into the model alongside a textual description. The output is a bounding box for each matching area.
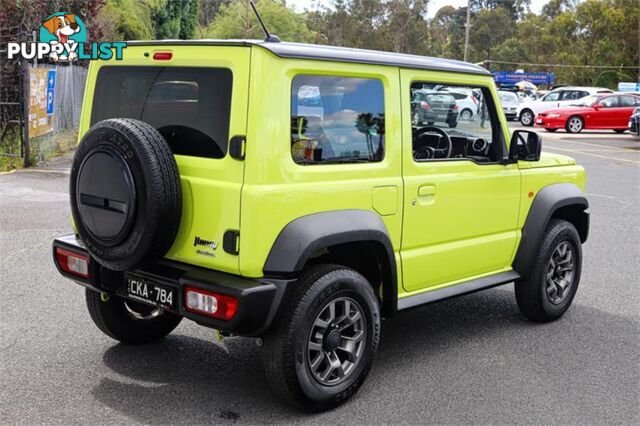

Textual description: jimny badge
[6,12,126,62]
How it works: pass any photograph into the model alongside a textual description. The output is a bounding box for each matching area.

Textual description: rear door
[84,45,250,274]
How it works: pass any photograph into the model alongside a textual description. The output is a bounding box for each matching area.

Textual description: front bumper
[534,116,564,129]
[53,234,293,336]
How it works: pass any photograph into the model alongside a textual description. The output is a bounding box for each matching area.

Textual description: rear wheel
[520,109,534,126]
[460,109,473,120]
[515,219,582,322]
[85,289,182,344]
[565,116,584,133]
[262,264,380,411]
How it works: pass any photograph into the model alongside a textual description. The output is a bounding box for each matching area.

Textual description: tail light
[472,96,479,105]
[452,104,459,111]
[55,248,89,278]
[420,101,430,111]
[184,287,237,320]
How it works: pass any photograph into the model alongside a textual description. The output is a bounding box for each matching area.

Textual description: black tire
[520,109,534,126]
[515,219,582,322]
[613,129,626,133]
[85,289,182,344]
[565,115,584,134]
[545,128,558,132]
[262,264,380,411]
[448,120,458,128]
[70,118,181,271]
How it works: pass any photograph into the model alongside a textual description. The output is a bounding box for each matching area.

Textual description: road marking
[544,146,640,165]
[544,138,639,152]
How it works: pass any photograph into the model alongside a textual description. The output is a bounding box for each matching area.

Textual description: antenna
[249,0,281,42]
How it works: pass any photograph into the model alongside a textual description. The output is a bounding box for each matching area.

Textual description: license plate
[125,274,176,310]
[536,118,543,124]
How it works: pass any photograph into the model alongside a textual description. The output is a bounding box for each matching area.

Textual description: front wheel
[515,219,582,322]
[565,116,584,133]
[85,289,182,344]
[262,265,380,411]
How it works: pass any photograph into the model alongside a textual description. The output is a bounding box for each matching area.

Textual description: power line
[484,60,640,69]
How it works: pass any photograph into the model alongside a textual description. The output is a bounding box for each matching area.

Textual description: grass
[0,129,78,172]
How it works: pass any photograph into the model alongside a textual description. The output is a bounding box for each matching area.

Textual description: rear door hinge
[223,230,240,255]
[229,135,246,160]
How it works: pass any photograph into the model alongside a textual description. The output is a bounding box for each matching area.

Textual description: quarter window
[291,75,385,165]
[410,83,501,163]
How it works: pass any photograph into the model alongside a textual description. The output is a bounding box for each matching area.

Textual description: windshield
[570,95,597,107]
[498,91,519,103]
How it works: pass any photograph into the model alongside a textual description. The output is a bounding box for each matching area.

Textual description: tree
[202,0,316,42]
[470,7,515,61]
[154,0,200,39]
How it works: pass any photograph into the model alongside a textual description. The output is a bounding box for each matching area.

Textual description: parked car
[518,86,613,126]
[52,38,589,411]
[448,90,479,120]
[411,90,459,127]
[534,93,640,133]
[627,106,640,138]
[498,90,520,120]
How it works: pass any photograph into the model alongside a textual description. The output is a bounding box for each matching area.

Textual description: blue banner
[492,71,556,85]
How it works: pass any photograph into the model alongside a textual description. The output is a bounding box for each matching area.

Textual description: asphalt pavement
[1,125,638,424]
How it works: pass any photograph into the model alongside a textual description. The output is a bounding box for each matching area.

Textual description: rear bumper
[53,234,293,336]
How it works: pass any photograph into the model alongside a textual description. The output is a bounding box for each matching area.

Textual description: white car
[447,89,480,120]
[498,91,520,120]
[517,86,613,126]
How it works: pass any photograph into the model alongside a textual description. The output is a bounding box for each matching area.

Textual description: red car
[534,93,640,133]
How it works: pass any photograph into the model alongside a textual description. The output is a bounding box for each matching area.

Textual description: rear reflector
[152,52,173,61]
[184,287,237,320]
[55,248,89,278]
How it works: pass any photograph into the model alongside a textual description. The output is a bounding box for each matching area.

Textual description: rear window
[498,91,518,103]
[425,93,455,104]
[91,67,232,159]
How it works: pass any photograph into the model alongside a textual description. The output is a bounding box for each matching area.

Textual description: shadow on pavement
[93,287,639,424]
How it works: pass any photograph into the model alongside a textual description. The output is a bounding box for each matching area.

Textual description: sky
[291,0,549,19]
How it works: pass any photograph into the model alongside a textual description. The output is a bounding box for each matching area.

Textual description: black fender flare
[513,183,589,275]
[263,209,397,315]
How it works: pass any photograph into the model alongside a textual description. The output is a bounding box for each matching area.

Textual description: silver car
[498,91,520,120]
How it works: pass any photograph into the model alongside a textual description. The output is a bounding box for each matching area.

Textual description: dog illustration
[42,14,80,60]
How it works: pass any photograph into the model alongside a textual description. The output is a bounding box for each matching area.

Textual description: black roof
[126,39,490,75]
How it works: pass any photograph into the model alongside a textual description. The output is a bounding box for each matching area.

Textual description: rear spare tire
[70,118,181,271]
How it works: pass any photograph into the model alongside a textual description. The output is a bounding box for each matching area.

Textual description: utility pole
[463,0,471,62]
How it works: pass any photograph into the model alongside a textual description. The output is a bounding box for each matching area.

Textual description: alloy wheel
[545,241,575,305]
[568,117,583,133]
[521,111,533,125]
[307,297,367,386]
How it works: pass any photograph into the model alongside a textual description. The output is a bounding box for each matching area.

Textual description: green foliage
[201,0,316,42]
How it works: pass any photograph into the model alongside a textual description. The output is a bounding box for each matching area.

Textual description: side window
[291,75,385,165]
[600,96,618,108]
[561,91,582,101]
[619,95,639,107]
[544,91,560,102]
[410,83,501,163]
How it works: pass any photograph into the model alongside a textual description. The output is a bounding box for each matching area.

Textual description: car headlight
[547,113,561,118]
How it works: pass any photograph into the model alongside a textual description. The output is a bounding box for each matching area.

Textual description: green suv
[52,39,589,411]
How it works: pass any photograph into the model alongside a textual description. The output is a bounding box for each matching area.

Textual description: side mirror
[592,103,602,110]
[508,130,542,162]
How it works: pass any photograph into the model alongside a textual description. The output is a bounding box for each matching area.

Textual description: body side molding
[512,183,589,275]
[397,270,520,310]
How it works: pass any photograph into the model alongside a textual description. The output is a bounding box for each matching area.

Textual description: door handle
[418,185,436,197]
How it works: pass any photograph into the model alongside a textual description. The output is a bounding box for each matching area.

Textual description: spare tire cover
[70,118,182,271]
